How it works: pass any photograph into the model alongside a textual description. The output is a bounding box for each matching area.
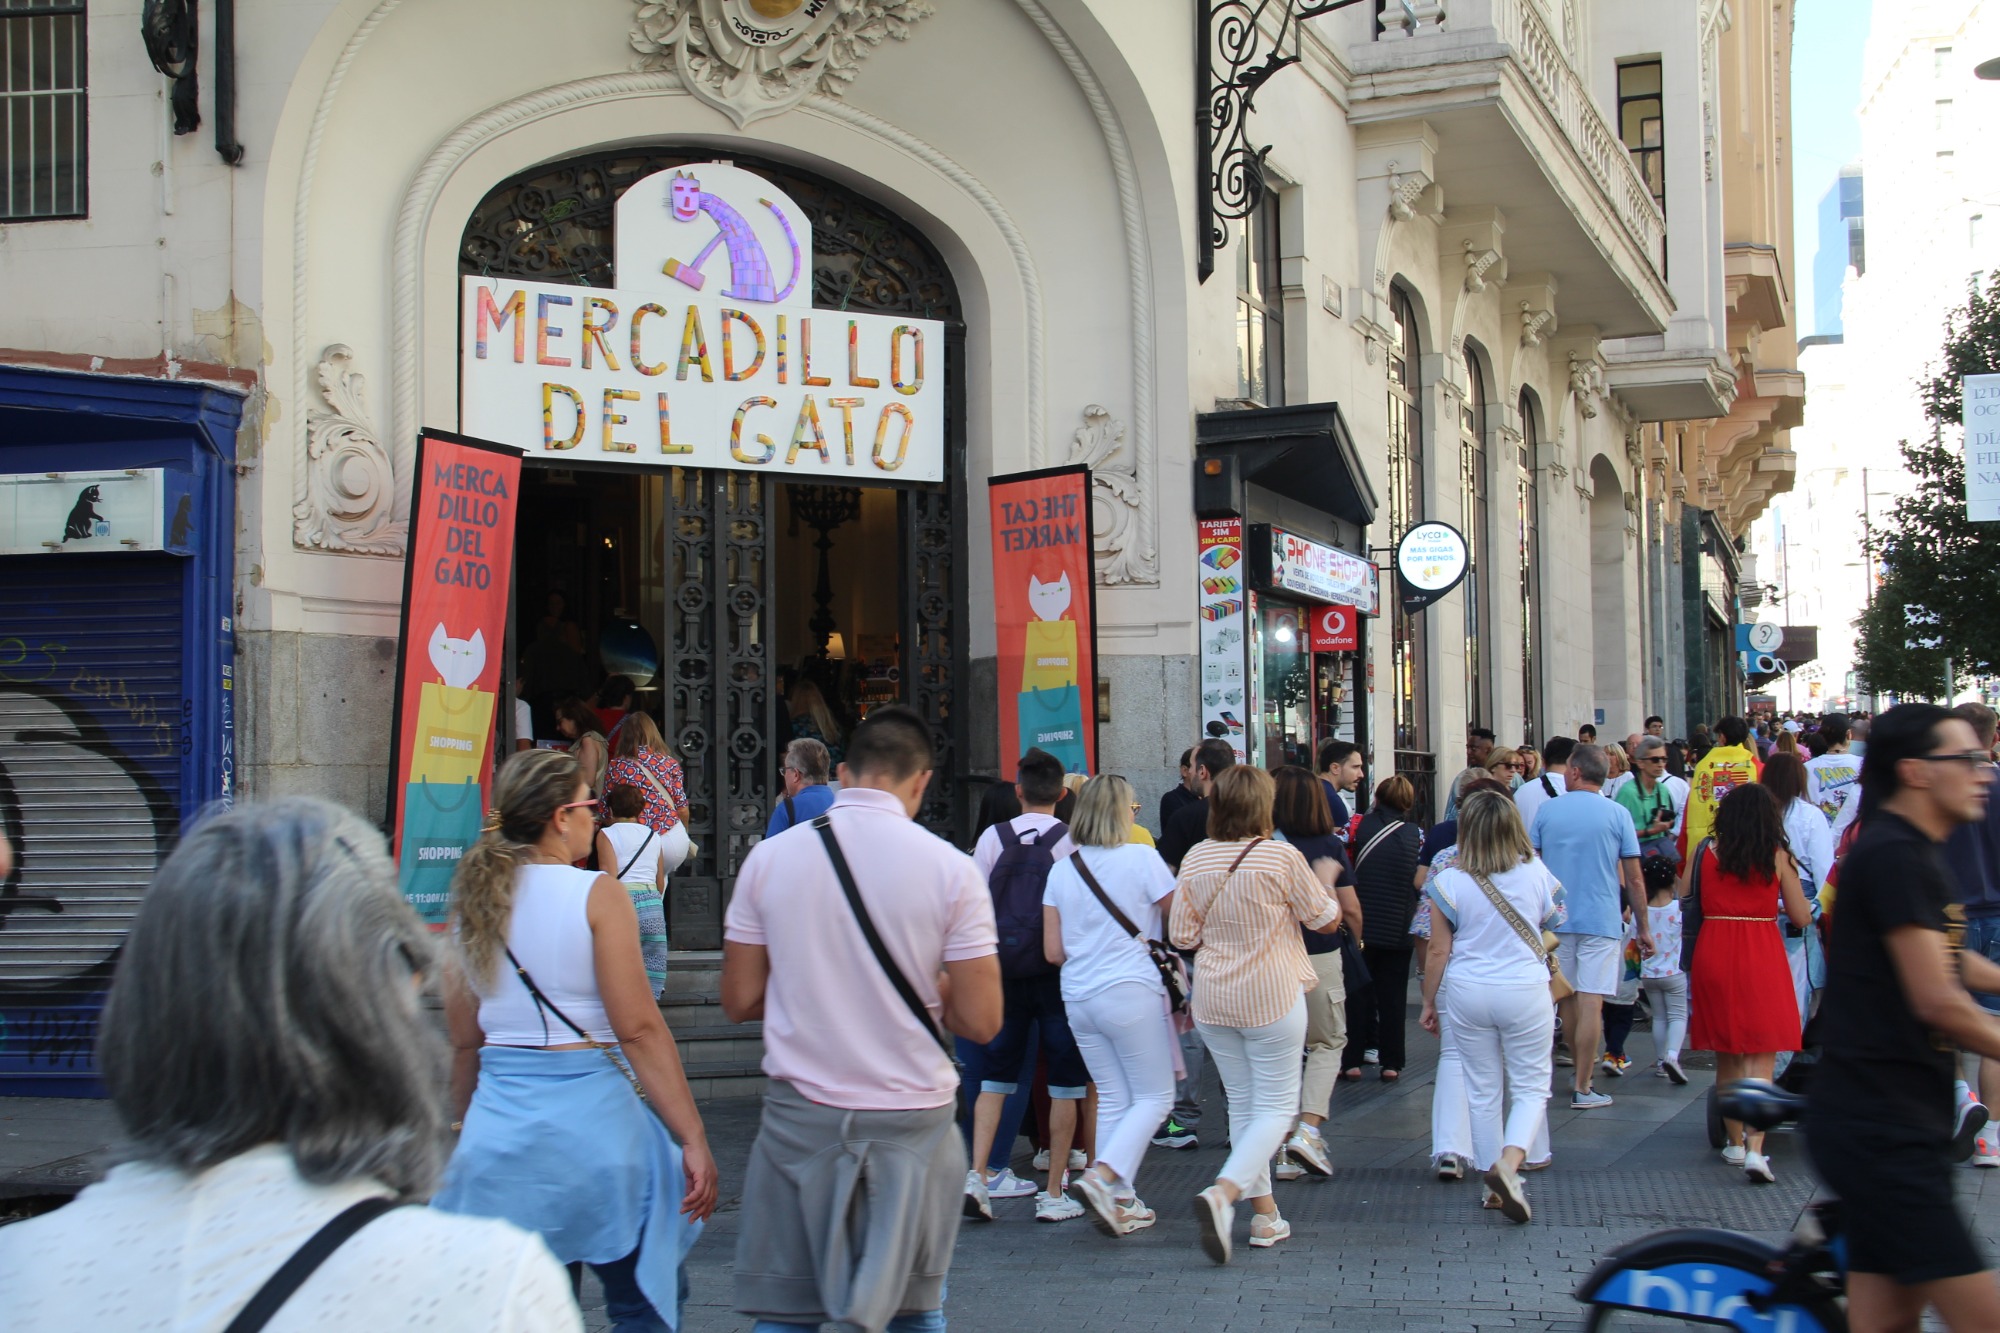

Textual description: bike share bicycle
[1575,1080,1849,1332]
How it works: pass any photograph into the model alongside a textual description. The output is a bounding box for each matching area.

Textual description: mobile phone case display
[1197,518,1248,761]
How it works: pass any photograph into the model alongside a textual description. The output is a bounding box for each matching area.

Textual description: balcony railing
[1365,0,1666,274]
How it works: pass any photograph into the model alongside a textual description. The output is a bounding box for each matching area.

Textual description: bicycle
[1575,1080,1849,1331]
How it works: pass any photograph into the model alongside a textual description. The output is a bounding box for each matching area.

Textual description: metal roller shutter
[0,555,183,1088]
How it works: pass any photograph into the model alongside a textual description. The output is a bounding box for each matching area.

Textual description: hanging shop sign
[460,163,947,483]
[1965,373,2000,522]
[0,468,181,555]
[1308,603,1359,652]
[387,431,522,925]
[1395,521,1469,614]
[1251,524,1379,615]
[1195,516,1248,762]
[989,467,1098,778]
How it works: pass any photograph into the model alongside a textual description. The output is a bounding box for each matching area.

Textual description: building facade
[0,0,1797,1089]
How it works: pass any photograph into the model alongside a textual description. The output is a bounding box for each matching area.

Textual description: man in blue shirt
[766,737,837,836]
[1531,743,1652,1110]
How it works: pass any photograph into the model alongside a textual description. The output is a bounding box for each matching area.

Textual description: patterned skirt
[624,881,670,998]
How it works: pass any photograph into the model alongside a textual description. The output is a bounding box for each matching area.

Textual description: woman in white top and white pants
[1418,789,1566,1224]
[1042,775,1178,1237]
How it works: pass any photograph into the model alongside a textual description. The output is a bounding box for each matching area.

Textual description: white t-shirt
[1783,796,1835,893]
[1512,772,1567,829]
[514,695,533,745]
[1805,751,1862,826]
[1423,859,1565,988]
[972,813,1075,879]
[0,1145,581,1333]
[1043,844,1176,1002]
[600,820,663,886]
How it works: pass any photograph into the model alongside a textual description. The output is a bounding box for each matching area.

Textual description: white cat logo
[428,625,487,689]
[1028,572,1071,621]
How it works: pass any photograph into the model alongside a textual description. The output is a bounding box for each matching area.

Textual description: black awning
[1195,402,1378,529]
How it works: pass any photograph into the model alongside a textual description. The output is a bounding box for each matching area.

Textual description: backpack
[990,820,1067,979]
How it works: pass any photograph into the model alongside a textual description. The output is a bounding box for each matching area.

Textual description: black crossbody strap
[505,945,592,1044]
[814,816,954,1059]
[223,1198,407,1333]
[1069,852,1142,939]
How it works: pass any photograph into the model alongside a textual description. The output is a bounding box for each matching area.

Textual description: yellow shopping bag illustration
[409,681,496,783]
[1020,619,1080,694]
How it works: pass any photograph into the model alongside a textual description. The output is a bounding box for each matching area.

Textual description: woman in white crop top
[434,749,717,1329]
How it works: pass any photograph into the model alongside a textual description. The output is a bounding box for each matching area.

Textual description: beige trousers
[1298,950,1347,1119]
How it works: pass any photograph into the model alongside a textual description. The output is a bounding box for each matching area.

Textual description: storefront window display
[1253,598,1313,769]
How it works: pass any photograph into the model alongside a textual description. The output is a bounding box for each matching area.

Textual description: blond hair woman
[435,748,717,1325]
[1041,775,1178,1238]
[1170,766,1340,1263]
[605,713,693,873]
[1417,790,1565,1224]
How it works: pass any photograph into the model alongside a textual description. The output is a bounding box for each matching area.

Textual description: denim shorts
[1965,914,2000,1014]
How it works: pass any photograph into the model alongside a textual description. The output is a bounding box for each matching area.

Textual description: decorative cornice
[295,344,406,555]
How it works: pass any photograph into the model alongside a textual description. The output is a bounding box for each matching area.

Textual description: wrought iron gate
[465,148,966,949]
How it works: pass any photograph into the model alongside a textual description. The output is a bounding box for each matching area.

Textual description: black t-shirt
[1418,820,1457,868]
[1159,797,1210,872]
[1809,810,1961,1141]
[1282,831,1351,956]
[1159,783,1198,834]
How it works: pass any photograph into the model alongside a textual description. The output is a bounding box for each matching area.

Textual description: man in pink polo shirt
[722,705,1002,1333]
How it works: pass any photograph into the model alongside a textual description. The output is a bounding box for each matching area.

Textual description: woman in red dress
[1682,783,1814,1183]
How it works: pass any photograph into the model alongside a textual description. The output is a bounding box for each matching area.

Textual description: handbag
[630,754,699,859]
[813,816,968,1115]
[1068,851,1189,1012]
[1465,867,1574,1002]
[503,946,652,1107]
[1680,837,1713,973]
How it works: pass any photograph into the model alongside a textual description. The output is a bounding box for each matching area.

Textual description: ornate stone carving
[1568,351,1601,420]
[1462,238,1505,294]
[294,345,406,555]
[1519,300,1556,347]
[629,0,934,128]
[1067,404,1156,586]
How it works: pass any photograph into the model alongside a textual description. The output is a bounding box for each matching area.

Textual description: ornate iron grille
[464,148,966,946]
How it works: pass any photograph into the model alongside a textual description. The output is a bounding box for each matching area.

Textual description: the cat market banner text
[988,467,1098,780]
[387,431,522,924]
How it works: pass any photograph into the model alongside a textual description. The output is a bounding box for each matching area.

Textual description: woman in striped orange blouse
[1170,765,1340,1264]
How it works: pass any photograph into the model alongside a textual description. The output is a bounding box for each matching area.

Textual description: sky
[1792,0,1873,336]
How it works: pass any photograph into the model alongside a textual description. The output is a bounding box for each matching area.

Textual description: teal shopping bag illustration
[398,779,483,924]
[1016,686,1089,773]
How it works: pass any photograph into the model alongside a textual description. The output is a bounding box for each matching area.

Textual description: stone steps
[661,950,765,1100]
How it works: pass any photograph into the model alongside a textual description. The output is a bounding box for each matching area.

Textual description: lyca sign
[460,163,946,483]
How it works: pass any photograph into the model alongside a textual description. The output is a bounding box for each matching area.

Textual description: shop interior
[1248,597,1359,772]
[509,464,905,751]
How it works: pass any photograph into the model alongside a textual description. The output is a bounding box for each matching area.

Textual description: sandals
[1380,1069,1401,1083]
[1341,1068,1363,1082]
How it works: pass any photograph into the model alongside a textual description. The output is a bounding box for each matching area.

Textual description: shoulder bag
[813,816,968,1115]
[1352,819,1407,874]
[504,946,652,1107]
[1068,852,1188,1011]
[222,1197,410,1333]
[631,753,700,859]
[1464,868,1574,1002]
[1680,837,1713,972]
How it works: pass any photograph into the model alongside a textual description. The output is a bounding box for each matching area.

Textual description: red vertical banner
[388,431,522,924]
[989,467,1097,779]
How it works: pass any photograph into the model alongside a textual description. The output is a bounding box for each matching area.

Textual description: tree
[1853,280,2000,696]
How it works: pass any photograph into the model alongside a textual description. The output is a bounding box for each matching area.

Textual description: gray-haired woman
[434,748,716,1332]
[0,798,583,1331]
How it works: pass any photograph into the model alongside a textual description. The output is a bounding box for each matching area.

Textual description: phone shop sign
[1264,527,1378,615]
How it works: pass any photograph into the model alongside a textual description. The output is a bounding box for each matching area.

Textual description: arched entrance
[462,149,967,949]
[1589,455,1632,738]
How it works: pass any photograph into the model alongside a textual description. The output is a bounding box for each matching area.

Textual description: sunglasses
[559,798,602,813]
[1915,752,1997,770]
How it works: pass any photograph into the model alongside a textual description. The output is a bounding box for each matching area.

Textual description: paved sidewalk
[11,1023,2000,1331]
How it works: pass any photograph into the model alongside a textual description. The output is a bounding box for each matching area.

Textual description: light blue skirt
[432,1045,702,1326]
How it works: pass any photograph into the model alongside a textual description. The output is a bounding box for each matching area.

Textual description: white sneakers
[981,1167,1037,1198]
[1193,1186,1234,1264]
[1977,1132,2000,1169]
[1035,1189,1084,1222]
[1743,1152,1776,1184]
[1721,1144,1748,1167]
[1435,1154,1465,1181]
[1032,1148,1088,1173]
[1271,1157,1305,1182]
[962,1170,993,1222]
[1248,1212,1291,1248]
[1070,1171,1155,1236]
[1481,1164,1532,1224]
[1284,1125,1333,1176]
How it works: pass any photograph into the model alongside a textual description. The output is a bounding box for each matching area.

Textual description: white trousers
[1431,979,1550,1165]
[1198,995,1307,1200]
[1641,973,1689,1065]
[1068,981,1178,1188]
[1442,979,1554,1173]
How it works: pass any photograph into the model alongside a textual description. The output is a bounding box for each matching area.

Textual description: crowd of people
[12,696,2000,1331]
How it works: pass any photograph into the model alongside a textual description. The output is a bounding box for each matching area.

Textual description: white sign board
[1748,621,1784,654]
[0,469,167,555]
[1264,526,1379,616]
[1966,373,2000,521]
[1395,521,1469,599]
[460,163,947,482]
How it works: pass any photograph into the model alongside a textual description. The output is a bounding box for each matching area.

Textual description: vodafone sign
[1309,604,1359,652]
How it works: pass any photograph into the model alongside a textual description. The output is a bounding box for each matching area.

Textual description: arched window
[1518,390,1543,745]
[1460,351,1490,730]
[1387,288,1427,754]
